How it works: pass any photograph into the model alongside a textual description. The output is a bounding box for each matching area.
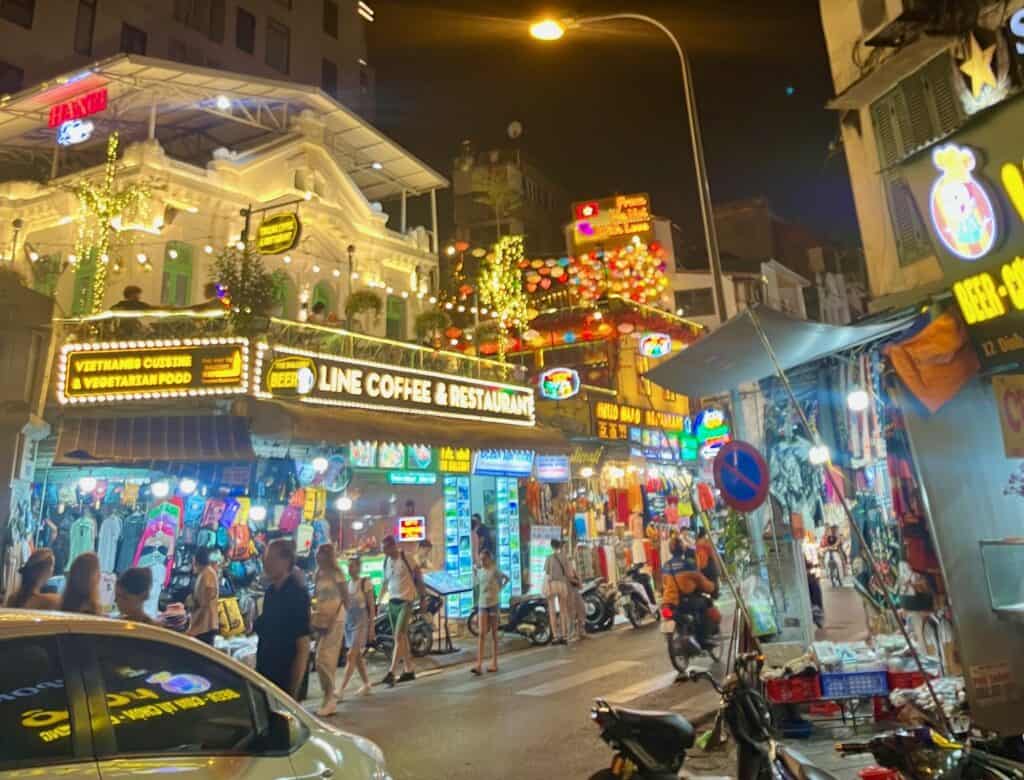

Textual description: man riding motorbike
[661,537,720,649]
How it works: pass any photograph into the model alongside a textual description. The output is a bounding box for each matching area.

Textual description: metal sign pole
[748,306,954,736]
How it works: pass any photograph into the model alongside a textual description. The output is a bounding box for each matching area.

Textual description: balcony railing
[53,310,527,386]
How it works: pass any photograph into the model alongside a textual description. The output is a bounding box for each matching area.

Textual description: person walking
[187,547,219,645]
[5,549,59,610]
[115,568,155,625]
[566,550,588,642]
[61,552,101,615]
[338,555,375,699]
[379,535,425,687]
[471,548,509,675]
[544,539,571,645]
[311,543,347,716]
[255,539,311,699]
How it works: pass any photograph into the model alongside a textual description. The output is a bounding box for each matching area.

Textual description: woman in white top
[311,544,347,716]
[471,548,509,675]
[338,555,376,699]
[544,539,571,645]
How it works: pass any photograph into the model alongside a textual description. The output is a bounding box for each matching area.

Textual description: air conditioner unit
[859,0,943,47]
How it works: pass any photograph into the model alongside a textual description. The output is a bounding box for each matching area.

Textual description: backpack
[184,495,206,530]
[216,526,229,550]
[311,519,329,551]
[219,498,240,529]
[196,527,218,549]
[228,521,252,561]
[218,596,245,638]
[201,499,225,529]
[303,488,326,520]
[279,504,302,533]
[295,523,314,557]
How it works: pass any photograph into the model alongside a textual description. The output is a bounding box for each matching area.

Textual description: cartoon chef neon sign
[929,144,998,261]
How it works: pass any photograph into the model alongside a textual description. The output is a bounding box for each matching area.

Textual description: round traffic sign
[713,441,770,513]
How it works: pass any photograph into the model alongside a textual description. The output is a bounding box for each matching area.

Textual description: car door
[78,634,299,780]
[0,632,101,779]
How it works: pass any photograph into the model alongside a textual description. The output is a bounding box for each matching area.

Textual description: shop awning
[237,399,570,454]
[53,415,254,465]
[645,304,915,398]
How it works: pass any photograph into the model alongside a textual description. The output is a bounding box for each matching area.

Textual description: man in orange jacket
[662,537,720,649]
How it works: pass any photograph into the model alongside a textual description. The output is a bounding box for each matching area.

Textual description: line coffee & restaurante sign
[254,345,536,426]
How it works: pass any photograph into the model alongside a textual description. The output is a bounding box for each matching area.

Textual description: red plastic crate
[764,675,821,704]
[887,670,928,691]
[859,767,900,780]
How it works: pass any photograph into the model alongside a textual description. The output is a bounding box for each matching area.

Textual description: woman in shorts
[471,548,509,675]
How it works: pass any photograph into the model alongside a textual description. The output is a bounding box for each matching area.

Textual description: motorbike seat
[613,706,696,749]
[778,746,841,780]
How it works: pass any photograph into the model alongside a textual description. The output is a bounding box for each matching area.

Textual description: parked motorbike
[582,577,618,632]
[588,653,840,780]
[837,728,1024,779]
[661,595,719,674]
[367,593,441,658]
[806,559,825,629]
[619,563,660,629]
[466,594,552,646]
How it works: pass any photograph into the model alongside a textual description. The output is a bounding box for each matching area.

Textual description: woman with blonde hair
[311,543,347,716]
[61,552,101,614]
[6,549,59,610]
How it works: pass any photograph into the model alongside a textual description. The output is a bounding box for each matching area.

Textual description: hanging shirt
[68,515,96,565]
[96,514,122,573]
[115,514,147,574]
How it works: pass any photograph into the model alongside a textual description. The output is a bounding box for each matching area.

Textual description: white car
[0,609,390,779]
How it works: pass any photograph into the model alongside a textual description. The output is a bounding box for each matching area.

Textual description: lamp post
[531,15,727,325]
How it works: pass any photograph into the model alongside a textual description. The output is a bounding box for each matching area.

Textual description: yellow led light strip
[57,337,249,406]
[56,308,226,323]
[251,343,536,427]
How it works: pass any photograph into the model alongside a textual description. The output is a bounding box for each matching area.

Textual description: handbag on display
[295,522,314,557]
[201,499,226,529]
[218,596,246,638]
[279,504,302,533]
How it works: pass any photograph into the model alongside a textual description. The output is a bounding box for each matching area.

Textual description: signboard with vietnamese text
[256,213,301,255]
[58,339,249,405]
[993,375,1024,457]
[255,344,535,426]
[571,193,653,251]
[473,450,535,478]
[592,401,685,433]
[439,446,472,474]
[397,516,427,542]
[535,455,571,483]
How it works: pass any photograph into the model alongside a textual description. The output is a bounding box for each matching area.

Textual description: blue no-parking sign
[713,441,770,512]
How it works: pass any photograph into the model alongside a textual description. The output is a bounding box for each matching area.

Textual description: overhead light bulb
[204,245,213,254]
[312,264,321,273]
[136,253,147,264]
[235,240,245,250]
[371,161,383,171]
[151,480,170,499]
[28,251,39,261]
[249,505,268,522]
[847,388,869,412]
[304,190,313,201]
[386,286,394,294]
[168,249,178,259]
[808,444,830,466]
[446,246,456,257]
[283,255,292,264]
[580,467,595,479]
[530,19,566,40]
[78,476,97,493]
[351,520,365,531]
[215,94,231,111]
[336,496,353,511]
[178,477,197,495]
[312,456,329,473]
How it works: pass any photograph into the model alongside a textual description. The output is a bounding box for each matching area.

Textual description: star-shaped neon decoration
[960,33,997,99]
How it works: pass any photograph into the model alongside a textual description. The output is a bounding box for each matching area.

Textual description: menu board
[359,554,387,600]
[443,476,473,617]
[529,526,562,597]
[495,477,523,608]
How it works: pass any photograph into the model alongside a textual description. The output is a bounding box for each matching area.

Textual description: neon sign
[256,213,301,254]
[929,144,998,261]
[397,515,427,541]
[639,332,672,358]
[48,87,108,128]
[56,119,94,146]
[538,367,580,400]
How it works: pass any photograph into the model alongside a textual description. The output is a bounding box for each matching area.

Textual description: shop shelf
[764,675,821,704]
[819,670,889,699]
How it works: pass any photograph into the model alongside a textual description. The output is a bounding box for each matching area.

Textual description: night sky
[368,0,860,246]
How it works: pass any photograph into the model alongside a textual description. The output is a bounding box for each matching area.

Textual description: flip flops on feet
[471,667,482,676]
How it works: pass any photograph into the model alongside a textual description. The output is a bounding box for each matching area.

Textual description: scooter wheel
[466,609,479,637]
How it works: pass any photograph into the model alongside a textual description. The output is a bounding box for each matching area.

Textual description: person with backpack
[187,547,219,645]
[379,535,426,687]
[338,555,375,699]
[311,544,347,716]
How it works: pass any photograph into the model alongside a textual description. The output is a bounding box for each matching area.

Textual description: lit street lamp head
[530,18,568,41]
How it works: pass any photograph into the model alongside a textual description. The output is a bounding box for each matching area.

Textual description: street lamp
[531,14,727,325]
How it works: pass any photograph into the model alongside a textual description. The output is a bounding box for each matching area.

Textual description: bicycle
[824,547,842,588]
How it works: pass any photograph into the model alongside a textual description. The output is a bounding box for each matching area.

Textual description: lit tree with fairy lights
[478,234,529,360]
[66,132,152,314]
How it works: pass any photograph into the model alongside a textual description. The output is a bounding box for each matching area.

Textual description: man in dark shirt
[111,285,152,311]
[255,539,311,698]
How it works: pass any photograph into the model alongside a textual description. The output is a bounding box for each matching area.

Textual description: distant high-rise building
[0,0,375,119]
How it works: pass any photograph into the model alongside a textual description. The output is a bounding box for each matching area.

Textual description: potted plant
[344,289,383,333]
[414,310,450,345]
[209,245,277,335]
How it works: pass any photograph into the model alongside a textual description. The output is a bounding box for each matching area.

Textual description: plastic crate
[820,670,889,699]
[859,768,900,780]
[764,675,822,704]
[887,670,928,690]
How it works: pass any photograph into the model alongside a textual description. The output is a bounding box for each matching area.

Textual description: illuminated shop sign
[569,446,603,467]
[397,515,427,541]
[537,367,580,400]
[256,213,301,255]
[929,144,998,261]
[57,338,248,405]
[48,87,108,128]
[535,455,571,483]
[349,442,434,471]
[389,472,437,486]
[571,193,653,250]
[694,408,731,460]
[593,401,685,432]
[256,344,535,426]
[56,118,94,146]
[473,449,535,478]
[639,332,673,358]
[953,257,1024,368]
[439,446,472,474]
[993,375,1024,457]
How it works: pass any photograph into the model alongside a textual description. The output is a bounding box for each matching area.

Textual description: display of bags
[218,596,246,637]
[201,499,225,529]
[295,522,314,557]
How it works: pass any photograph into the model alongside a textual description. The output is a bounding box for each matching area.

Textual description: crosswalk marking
[517,660,640,697]
[600,672,678,704]
[448,659,572,694]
